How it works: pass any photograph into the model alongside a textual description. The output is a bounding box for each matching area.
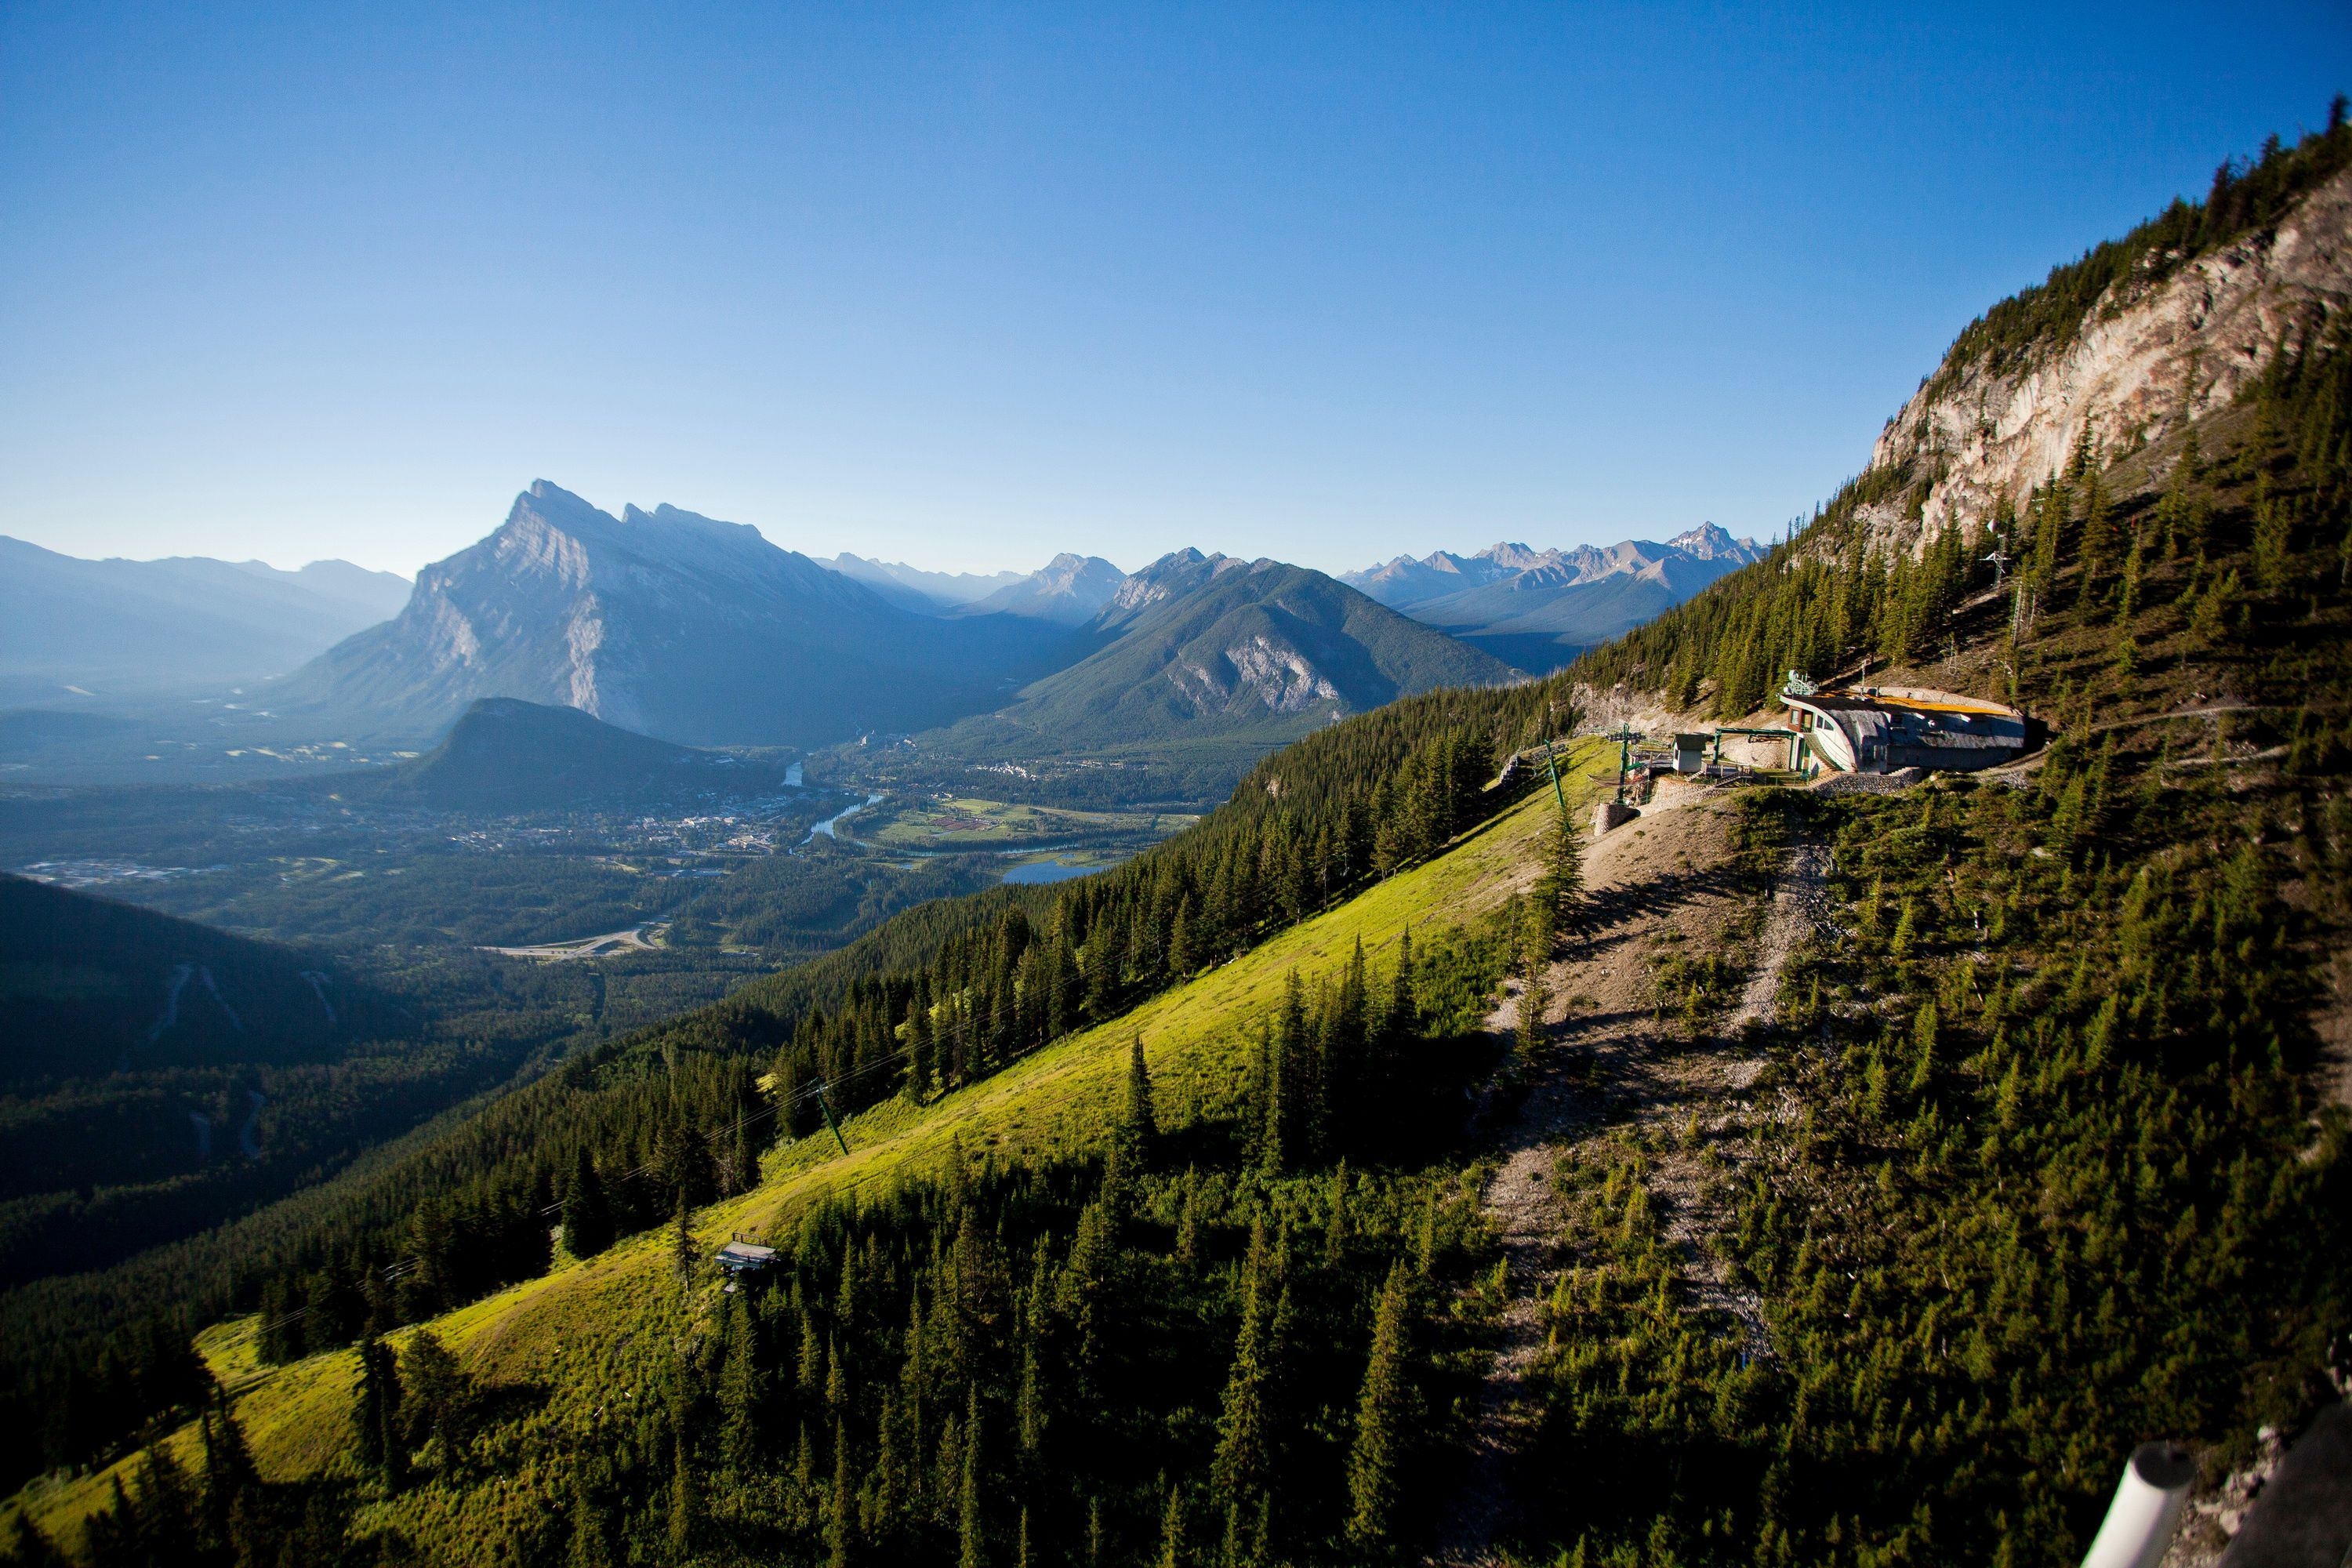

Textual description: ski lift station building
[1780,681,2029,775]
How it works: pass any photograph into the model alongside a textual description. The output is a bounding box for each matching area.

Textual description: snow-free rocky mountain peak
[956,553,1129,626]
[270,481,1080,749]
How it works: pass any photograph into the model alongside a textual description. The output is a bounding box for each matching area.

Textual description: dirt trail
[1425,788,1824,1566]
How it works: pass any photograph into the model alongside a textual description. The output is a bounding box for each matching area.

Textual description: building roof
[1791,687,2019,721]
[715,1241,777,1269]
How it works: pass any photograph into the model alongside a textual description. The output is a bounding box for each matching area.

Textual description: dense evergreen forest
[7,111,2352,1567]
[0,869,773,1291]
[1525,769,2348,1563]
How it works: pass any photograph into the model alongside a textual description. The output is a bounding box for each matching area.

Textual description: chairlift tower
[1601,725,1642,803]
[1540,702,1568,812]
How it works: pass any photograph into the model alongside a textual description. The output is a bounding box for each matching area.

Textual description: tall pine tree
[1345,1261,1418,1558]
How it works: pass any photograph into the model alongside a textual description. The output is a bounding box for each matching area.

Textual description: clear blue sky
[2,3,2344,578]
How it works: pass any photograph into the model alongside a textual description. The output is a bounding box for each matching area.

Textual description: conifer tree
[1908,1002,1939,1093]
[1516,903,1552,1065]
[1253,1023,1285,1178]
[1345,1262,1418,1557]
[354,1335,404,1489]
[798,1312,825,1400]
[1272,970,1323,1166]
[399,1328,470,1463]
[2077,467,2114,607]
[1536,798,1584,945]
[304,1261,360,1356]
[4,1517,66,1568]
[1211,1221,1280,1537]
[1110,1034,1158,1185]
[1048,930,1081,1040]
[726,1105,756,1197]
[1325,1161,1352,1268]
[1167,896,1194,979]
[907,987,935,1101]
[194,1397,255,1557]
[672,1195,697,1287]
[900,1299,928,1515]
[958,1389,987,1568]
[718,1292,764,1475]
[1175,1174,1202,1271]
[1323,939,1370,1125]
[1156,1483,1188,1568]
[563,1145,613,1260]
[1385,931,1417,1043]
[568,1472,614,1568]
[668,1428,700,1563]
[827,1417,855,1568]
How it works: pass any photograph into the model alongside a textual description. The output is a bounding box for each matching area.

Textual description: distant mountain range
[955,553,1128,626]
[826,554,1026,612]
[261,484,1520,772]
[7,492,1758,784]
[272,482,1083,749]
[822,550,1129,626]
[1342,525,1766,672]
[0,538,411,703]
[908,549,1517,768]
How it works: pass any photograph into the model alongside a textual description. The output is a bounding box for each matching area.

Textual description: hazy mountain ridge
[825,553,1024,611]
[270,482,1083,750]
[824,551,1129,626]
[956,552,1129,626]
[0,538,411,702]
[1343,526,1766,671]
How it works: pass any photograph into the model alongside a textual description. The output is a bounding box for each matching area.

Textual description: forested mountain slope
[0,875,659,1301]
[6,113,2352,1568]
[873,550,1521,808]
[372,698,790,811]
[988,550,1517,737]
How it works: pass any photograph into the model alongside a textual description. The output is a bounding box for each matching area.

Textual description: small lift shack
[716,1239,778,1293]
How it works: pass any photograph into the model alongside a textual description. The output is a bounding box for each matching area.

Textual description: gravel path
[1424,794,1823,1566]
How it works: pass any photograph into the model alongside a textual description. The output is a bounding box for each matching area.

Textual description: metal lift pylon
[814,1080,851,1158]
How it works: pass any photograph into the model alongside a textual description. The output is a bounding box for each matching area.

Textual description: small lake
[1001,858,1103,885]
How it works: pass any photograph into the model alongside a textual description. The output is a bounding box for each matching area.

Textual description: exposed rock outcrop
[274,481,1082,747]
[1863,166,2352,557]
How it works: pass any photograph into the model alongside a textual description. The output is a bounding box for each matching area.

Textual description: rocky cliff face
[1860,165,2352,556]
[277,482,1082,747]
